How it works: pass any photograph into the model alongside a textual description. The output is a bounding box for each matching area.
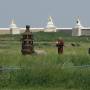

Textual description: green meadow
[0,32,90,90]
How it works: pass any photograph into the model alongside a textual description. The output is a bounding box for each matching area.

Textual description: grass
[0,33,90,90]
[0,87,83,90]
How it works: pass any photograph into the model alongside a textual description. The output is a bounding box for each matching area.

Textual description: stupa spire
[48,16,53,22]
[11,19,15,24]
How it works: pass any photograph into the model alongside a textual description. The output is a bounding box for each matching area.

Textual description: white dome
[46,16,56,28]
[10,20,17,28]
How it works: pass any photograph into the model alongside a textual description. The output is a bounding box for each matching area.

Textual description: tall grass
[0,48,90,89]
[0,34,90,90]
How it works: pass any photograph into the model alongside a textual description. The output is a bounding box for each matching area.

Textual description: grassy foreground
[0,87,83,90]
[0,33,90,90]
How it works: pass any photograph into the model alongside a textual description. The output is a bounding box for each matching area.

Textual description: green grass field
[0,32,90,90]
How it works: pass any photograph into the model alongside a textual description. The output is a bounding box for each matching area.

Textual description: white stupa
[72,16,83,36]
[75,16,83,29]
[10,19,17,29]
[45,16,56,32]
[9,19,20,34]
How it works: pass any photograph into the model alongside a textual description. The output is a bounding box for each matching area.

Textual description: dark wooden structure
[21,25,34,55]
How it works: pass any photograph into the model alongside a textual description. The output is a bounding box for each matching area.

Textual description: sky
[0,0,90,28]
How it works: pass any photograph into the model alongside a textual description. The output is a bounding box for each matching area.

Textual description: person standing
[56,38,64,54]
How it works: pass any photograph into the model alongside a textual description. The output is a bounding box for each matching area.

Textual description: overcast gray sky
[0,0,90,28]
